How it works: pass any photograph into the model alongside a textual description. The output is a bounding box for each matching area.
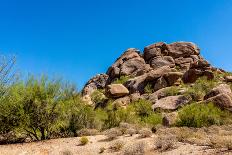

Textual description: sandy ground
[0,134,231,155]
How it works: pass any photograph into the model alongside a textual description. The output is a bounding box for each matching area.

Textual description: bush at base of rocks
[110,140,125,152]
[139,128,152,138]
[104,128,123,140]
[176,102,230,128]
[122,141,146,155]
[154,135,176,152]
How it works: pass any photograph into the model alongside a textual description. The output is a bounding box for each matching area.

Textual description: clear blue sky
[0,0,232,89]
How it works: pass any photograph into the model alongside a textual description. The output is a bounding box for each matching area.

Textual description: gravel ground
[0,134,231,155]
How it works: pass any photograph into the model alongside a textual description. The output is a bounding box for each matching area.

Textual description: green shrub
[142,113,162,127]
[184,77,216,101]
[176,102,228,127]
[164,86,180,96]
[112,76,130,84]
[79,136,89,145]
[144,83,153,94]
[132,99,153,117]
[90,89,107,104]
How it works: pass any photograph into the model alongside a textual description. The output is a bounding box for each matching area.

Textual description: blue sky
[0,0,232,89]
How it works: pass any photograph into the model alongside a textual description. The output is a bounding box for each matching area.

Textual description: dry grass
[104,128,123,140]
[109,140,125,152]
[154,135,176,152]
[122,141,146,155]
[139,128,152,138]
[77,129,99,137]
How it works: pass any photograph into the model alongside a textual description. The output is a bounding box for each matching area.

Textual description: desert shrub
[154,135,176,152]
[112,76,130,84]
[79,136,89,145]
[184,77,216,101]
[110,140,125,152]
[126,128,137,136]
[99,147,106,154]
[210,135,232,150]
[105,128,122,140]
[142,113,162,127]
[67,103,101,136]
[177,102,229,127]
[132,99,153,117]
[90,89,107,104]
[144,83,153,94]
[139,128,152,138]
[77,129,99,137]
[122,141,146,155]
[164,86,180,96]
[14,76,77,141]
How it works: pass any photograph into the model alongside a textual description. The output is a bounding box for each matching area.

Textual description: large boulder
[204,84,232,111]
[82,74,109,96]
[183,69,214,83]
[225,76,232,82]
[125,66,173,93]
[150,56,175,69]
[204,84,232,100]
[152,95,191,110]
[143,42,168,61]
[106,84,129,98]
[164,72,183,86]
[167,42,200,58]
[107,48,150,80]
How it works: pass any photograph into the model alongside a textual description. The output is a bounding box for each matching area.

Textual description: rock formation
[82,41,232,116]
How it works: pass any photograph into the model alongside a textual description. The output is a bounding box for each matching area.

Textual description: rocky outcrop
[82,74,109,96]
[82,41,229,111]
[106,84,129,98]
[106,48,150,81]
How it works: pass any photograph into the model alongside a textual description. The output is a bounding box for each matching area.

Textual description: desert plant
[112,76,130,84]
[105,128,122,140]
[144,83,153,94]
[184,77,216,101]
[154,135,176,152]
[126,128,137,136]
[139,128,152,138]
[122,141,146,155]
[91,89,107,104]
[99,147,106,154]
[110,140,125,152]
[164,86,180,96]
[176,102,228,127]
[79,136,89,145]
[132,99,153,117]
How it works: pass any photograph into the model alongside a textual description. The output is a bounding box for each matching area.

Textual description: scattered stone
[106,84,129,98]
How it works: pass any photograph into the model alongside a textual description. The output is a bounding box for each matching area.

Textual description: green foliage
[164,86,180,97]
[79,136,89,145]
[176,102,230,127]
[184,77,216,101]
[144,83,153,94]
[90,89,107,104]
[112,76,130,84]
[132,99,153,117]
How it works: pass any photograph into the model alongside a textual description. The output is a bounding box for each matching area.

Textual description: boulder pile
[82,41,232,114]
